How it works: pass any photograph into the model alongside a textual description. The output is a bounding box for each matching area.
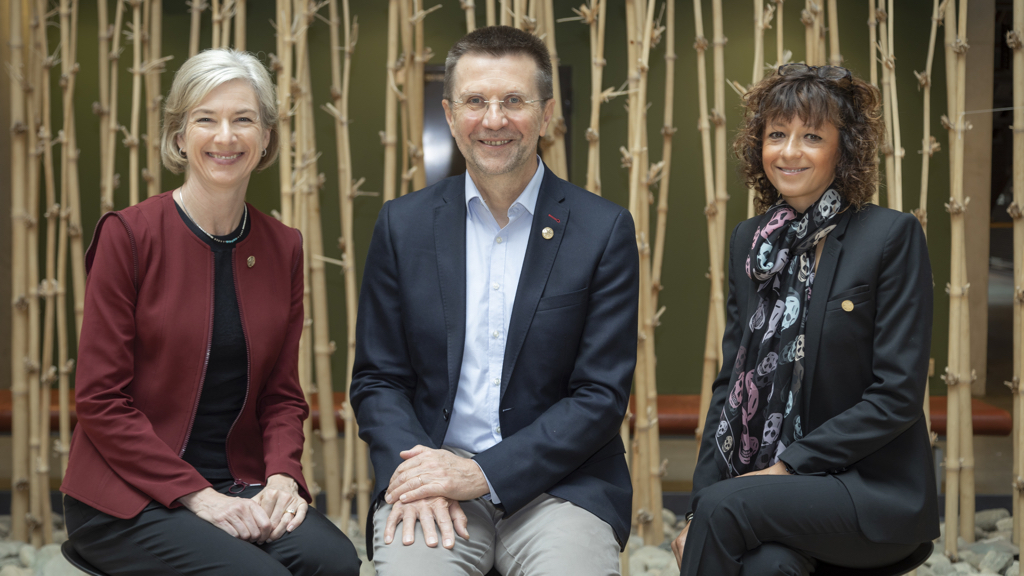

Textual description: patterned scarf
[714,188,846,477]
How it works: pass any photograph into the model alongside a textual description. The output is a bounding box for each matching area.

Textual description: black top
[174,200,250,482]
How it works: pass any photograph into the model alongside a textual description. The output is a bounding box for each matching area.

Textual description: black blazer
[351,167,639,548]
[692,204,940,545]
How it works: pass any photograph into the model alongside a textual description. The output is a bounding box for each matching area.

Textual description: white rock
[38,555,86,576]
[628,534,645,554]
[975,510,1011,532]
[0,544,20,560]
[960,549,983,570]
[629,546,674,575]
[0,566,28,576]
[978,550,1013,575]
[918,566,937,576]
[662,509,677,528]
[995,518,1014,533]
[1005,561,1019,576]
[951,560,977,574]
[17,546,33,569]
[932,562,957,576]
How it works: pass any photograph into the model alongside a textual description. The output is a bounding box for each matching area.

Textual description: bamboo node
[619,146,632,169]
[585,128,600,142]
[1007,202,1023,220]
[24,359,40,376]
[944,197,967,215]
[914,70,930,90]
[952,38,969,55]
[659,459,669,478]
[704,202,718,218]
[911,208,928,229]
[1007,30,1024,50]
[710,110,725,127]
[636,508,654,524]
[940,366,959,387]
[1014,287,1024,304]
[874,7,887,24]
[1004,377,1021,393]
[693,36,709,52]
[1013,477,1024,492]
[661,125,677,136]
[61,359,76,374]
[940,115,953,131]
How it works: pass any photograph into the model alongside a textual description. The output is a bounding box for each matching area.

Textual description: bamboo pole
[397,0,413,197]
[802,1,816,65]
[128,0,143,206]
[500,0,509,26]
[220,0,234,49]
[144,0,164,198]
[877,6,895,210]
[235,0,245,50]
[10,0,30,543]
[748,1,769,219]
[816,1,825,67]
[276,0,294,225]
[211,0,221,49]
[57,0,83,478]
[868,0,879,204]
[382,0,399,204]
[827,0,840,65]
[692,0,727,465]
[583,0,607,196]
[102,0,125,213]
[752,0,764,84]
[1009,0,1024,547]
[410,0,428,191]
[539,0,568,180]
[486,0,494,26]
[886,0,903,213]
[651,0,674,308]
[189,0,204,57]
[97,0,111,210]
[462,0,475,32]
[712,0,727,256]
[774,0,784,67]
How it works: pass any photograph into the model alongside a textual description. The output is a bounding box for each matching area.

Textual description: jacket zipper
[179,253,216,457]
[223,251,252,484]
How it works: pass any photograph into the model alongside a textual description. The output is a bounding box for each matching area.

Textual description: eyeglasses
[777,63,853,82]
[450,94,548,115]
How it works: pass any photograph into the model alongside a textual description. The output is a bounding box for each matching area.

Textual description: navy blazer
[691,205,940,546]
[351,167,639,550]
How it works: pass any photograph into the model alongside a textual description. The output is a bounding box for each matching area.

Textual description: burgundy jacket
[61,192,310,519]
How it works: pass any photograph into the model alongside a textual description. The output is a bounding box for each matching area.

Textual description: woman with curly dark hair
[672,64,939,575]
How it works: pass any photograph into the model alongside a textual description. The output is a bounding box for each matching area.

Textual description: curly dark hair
[734,65,884,214]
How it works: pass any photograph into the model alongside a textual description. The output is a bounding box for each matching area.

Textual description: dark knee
[739,544,813,576]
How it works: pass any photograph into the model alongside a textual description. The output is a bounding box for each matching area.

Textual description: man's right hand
[384,496,470,549]
[178,487,273,543]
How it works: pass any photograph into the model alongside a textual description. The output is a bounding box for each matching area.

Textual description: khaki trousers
[371,492,620,576]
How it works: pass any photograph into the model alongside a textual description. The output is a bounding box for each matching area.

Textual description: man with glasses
[351,26,638,575]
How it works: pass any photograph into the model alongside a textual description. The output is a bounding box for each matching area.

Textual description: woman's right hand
[178,487,273,543]
[671,520,690,568]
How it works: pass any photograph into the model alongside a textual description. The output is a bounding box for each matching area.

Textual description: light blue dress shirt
[442,159,545,503]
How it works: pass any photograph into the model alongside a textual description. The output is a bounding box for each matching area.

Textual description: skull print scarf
[713,188,847,477]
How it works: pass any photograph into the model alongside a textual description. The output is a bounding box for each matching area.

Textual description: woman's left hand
[251,473,307,542]
[736,461,792,478]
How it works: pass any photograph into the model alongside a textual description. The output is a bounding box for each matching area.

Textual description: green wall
[57,0,951,395]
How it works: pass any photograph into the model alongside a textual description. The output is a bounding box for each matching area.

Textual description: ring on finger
[286,508,297,515]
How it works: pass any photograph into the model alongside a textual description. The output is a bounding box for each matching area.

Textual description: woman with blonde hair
[61,49,360,576]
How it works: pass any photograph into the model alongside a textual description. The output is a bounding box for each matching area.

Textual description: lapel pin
[542,227,554,240]
[247,256,256,268]
[841,300,854,312]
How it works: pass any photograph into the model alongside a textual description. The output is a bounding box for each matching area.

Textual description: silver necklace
[178,188,247,244]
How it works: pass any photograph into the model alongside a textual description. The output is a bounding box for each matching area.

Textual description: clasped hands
[178,473,307,544]
[382,445,490,550]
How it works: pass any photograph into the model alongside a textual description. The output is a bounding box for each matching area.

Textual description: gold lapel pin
[247,256,256,268]
[542,227,554,240]
[841,300,854,312]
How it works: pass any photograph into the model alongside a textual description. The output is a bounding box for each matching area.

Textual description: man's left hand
[385,445,489,504]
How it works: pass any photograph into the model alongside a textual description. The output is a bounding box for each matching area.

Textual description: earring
[261,149,267,158]
[179,148,187,158]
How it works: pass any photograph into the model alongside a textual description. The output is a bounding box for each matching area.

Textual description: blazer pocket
[536,287,589,311]
[825,284,873,312]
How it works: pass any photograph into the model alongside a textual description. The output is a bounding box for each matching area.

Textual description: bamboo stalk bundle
[877,6,896,210]
[1009,0,1024,547]
[57,0,83,477]
[462,0,475,32]
[10,0,31,543]
[189,0,204,57]
[827,0,840,65]
[579,0,608,195]
[381,0,400,204]
[101,0,126,213]
[538,0,568,180]
[25,0,46,546]
[692,0,727,469]
[275,0,294,225]
[144,0,164,199]
[651,0,675,307]
[128,0,143,206]
[235,0,246,50]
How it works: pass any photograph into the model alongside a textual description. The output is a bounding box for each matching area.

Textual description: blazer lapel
[435,176,468,400]
[801,208,851,414]
[500,169,568,398]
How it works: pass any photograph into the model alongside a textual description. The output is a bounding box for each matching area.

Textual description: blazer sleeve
[691,223,745,499]
[74,215,212,508]
[256,229,311,500]
[779,212,933,474]
[472,209,639,515]
[350,201,435,486]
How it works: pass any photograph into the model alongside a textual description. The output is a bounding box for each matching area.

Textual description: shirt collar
[464,156,545,218]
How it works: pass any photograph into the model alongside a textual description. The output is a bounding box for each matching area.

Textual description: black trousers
[64,481,361,576]
[680,474,919,576]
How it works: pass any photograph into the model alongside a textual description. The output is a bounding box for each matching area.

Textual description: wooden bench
[0,391,1011,436]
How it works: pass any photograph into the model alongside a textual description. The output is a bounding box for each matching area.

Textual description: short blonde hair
[161,49,279,174]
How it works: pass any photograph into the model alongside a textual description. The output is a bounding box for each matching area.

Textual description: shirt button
[495,426,501,434]
[492,330,500,338]
[492,378,500,386]
[492,283,500,290]
[496,237,503,244]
